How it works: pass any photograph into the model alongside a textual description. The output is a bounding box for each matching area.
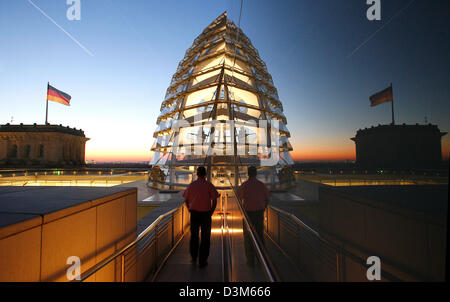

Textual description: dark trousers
[247,210,265,241]
[189,210,213,263]
[243,210,265,265]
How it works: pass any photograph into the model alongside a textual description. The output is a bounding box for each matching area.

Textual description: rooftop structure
[0,123,89,167]
[149,12,294,188]
[351,123,447,169]
[0,123,86,137]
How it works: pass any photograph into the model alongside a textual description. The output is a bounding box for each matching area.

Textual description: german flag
[47,84,71,106]
[370,85,393,107]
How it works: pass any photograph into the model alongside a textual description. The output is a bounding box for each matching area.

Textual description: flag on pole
[370,85,393,107]
[47,84,71,106]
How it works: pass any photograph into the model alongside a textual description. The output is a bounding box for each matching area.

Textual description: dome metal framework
[149,12,294,189]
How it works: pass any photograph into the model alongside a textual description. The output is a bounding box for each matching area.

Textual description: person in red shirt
[238,166,271,266]
[183,166,219,267]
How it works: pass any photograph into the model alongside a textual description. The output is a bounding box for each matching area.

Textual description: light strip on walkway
[212,215,241,221]
[211,228,243,234]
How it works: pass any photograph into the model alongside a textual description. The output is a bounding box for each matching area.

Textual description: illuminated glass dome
[149,12,294,189]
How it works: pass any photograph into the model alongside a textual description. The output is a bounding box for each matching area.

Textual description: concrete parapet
[318,185,447,281]
[0,186,137,282]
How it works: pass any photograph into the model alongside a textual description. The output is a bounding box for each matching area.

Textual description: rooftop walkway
[152,214,224,282]
[151,192,304,282]
[75,178,441,282]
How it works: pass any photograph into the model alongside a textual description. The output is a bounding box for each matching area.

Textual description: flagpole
[391,83,395,125]
[45,82,49,125]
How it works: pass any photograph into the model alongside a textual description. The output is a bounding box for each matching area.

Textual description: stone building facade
[351,124,447,169]
[0,124,89,167]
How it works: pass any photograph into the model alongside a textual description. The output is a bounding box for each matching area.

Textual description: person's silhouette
[183,166,219,268]
[238,166,271,266]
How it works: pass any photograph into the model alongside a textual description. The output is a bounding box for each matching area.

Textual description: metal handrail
[226,176,279,282]
[221,192,232,282]
[268,206,320,238]
[265,205,417,281]
[77,205,183,282]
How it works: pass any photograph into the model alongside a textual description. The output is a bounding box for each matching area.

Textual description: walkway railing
[225,176,279,282]
[264,206,417,281]
[265,206,342,281]
[77,203,189,282]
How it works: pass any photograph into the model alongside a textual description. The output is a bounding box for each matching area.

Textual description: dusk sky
[1,0,449,162]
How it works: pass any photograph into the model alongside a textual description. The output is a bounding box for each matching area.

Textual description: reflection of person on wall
[183,166,219,268]
[238,166,271,266]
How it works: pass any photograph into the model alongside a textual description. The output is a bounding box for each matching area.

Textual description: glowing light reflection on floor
[211,228,243,234]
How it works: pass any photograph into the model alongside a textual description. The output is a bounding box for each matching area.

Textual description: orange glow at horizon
[290,149,355,161]
[442,146,450,160]
[289,140,356,161]
[85,149,151,162]
[85,142,450,162]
